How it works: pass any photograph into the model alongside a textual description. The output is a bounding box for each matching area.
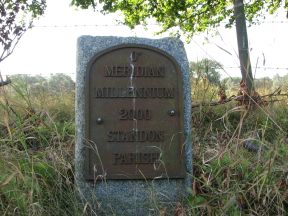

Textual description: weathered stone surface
[75,36,192,215]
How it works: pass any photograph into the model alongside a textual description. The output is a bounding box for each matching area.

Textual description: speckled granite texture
[75,36,192,216]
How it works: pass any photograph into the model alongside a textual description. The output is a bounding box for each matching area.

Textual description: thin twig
[192,90,288,108]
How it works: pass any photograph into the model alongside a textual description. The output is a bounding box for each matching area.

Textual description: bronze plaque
[85,45,185,179]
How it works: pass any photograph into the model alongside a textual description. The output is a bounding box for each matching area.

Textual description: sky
[0,0,287,80]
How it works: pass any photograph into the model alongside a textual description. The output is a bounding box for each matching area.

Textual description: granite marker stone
[75,36,192,215]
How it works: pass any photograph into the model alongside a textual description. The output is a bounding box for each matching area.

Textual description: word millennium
[94,87,175,99]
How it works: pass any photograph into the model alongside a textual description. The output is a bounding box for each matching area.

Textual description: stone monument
[75,36,192,215]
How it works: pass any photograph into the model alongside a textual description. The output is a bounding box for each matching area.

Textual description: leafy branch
[0,0,46,63]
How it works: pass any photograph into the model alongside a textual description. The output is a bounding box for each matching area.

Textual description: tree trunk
[234,0,254,95]
[0,74,11,87]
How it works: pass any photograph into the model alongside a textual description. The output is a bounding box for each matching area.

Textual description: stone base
[77,179,188,215]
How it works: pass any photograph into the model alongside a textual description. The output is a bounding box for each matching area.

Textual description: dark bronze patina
[85,45,185,180]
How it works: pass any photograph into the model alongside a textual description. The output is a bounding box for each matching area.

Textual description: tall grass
[190,79,288,215]
[0,78,83,216]
[0,75,287,215]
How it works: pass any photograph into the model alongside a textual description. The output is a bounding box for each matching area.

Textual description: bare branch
[192,90,288,109]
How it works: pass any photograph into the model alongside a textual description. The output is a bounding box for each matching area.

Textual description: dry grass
[0,75,287,215]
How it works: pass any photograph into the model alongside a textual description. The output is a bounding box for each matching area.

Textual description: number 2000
[119,109,152,120]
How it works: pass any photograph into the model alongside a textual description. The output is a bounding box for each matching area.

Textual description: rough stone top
[76,36,189,74]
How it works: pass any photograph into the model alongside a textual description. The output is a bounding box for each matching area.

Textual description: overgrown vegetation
[0,73,287,215]
[0,74,80,216]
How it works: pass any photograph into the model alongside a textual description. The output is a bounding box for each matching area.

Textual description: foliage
[48,73,75,94]
[273,74,288,90]
[222,77,242,94]
[191,75,220,104]
[0,0,46,62]
[9,74,46,84]
[190,58,222,86]
[0,75,80,215]
[9,73,75,95]
[222,75,288,96]
[72,0,288,38]
[254,77,273,94]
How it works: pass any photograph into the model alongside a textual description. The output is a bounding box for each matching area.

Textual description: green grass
[0,76,288,215]
[0,81,81,216]
[190,82,288,215]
